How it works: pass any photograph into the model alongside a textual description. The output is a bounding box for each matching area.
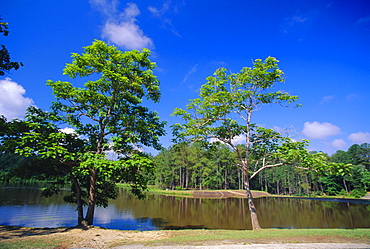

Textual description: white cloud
[90,1,153,50]
[348,132,370,144]
[302,121,341,139]
[60,127,76,134]
[232,135,245,144]
[102,21,153,50]
[331,139,346,149]
[0,78,34,120]
[209,134,245,145]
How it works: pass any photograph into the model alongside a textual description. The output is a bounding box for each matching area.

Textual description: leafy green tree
[331,144,370,192]
[153,147,178,189]
[206,143,238,189]
[172,57,350,230]
[0,40,166,227]
[0,16,23,75]
[0,152,28,181]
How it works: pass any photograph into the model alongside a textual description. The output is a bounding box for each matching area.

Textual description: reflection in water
[0,185,369,230]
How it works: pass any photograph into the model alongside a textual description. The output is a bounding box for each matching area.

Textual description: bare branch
[250,161,284,180]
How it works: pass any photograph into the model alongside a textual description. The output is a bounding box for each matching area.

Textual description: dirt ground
[192,190,271,198]
[1,226,370,249]
[0,226,171,248]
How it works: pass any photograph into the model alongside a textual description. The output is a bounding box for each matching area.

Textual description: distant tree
[172,57,350,230]
[0,16,23,75]
[0,40,166,227]
[331,144,370,193]
[206,143,238,189]
[0,151,28,181]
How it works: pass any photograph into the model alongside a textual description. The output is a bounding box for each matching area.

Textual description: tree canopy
[0,16,23,76]
[172,57,351,230]
[0,40,166,226]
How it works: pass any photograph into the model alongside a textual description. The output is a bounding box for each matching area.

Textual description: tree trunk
[343,178,349,194]
[243,167,261,230]
[179,166,182,188]
[185,166,189,189]
[85,167,97,225]
[224,168,227,190]
[71,176,84,226]
[238,169,241,190]
[305,174,310,195]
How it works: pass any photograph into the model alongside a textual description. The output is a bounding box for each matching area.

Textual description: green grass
[0,237,64,249]
[144,229,370,246]
[1,226,369,248]
[117,184,367,199]
[147,186,193,196]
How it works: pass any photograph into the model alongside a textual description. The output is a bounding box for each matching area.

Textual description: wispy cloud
[282,10,318,34]
[0,78,34,120]
[302,121,341,140]
[182,64,198,84]
[345,93,360,101]
[148,0,182,37]
[320,95,335,104]
[148,1,171,17]
[90,1,153,50]
[357,16,370,25]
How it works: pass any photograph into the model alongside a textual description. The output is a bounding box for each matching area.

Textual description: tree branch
[250,161,284,180]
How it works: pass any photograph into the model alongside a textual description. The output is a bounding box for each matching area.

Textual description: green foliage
[0,152,29,181]
[0,16,23,76]
[0,40,165,226]
[172,57,299,146]
[171,56,352,230]
[350,189,367,198]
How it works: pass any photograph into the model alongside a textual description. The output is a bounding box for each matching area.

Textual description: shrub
[350,189,366,198]
[339,189,349,196]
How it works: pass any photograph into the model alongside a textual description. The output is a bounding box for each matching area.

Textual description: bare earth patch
[192,190,270,198]
[0,226,170,248]
[1,226,369,249]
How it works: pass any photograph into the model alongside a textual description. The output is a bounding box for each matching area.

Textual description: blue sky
[1,0,370,155]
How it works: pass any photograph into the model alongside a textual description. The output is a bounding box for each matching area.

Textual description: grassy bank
[0,226,369,248]
[147,186,193,197]
[146,229,370,246]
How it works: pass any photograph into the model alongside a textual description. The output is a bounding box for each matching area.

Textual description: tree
[172,57,349,230]
[0,16,23,75]
[0,40,166,227]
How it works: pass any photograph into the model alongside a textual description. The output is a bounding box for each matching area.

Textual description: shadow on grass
[0,225,88,240]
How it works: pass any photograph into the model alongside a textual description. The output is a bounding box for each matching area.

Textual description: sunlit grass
[143,229,370,246]
[0,237,65,249]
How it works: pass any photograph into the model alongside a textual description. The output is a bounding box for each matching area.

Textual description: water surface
[1,184,369,230]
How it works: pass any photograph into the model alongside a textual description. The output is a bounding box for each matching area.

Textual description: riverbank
[148,187,370,200]
[1,225,369,248]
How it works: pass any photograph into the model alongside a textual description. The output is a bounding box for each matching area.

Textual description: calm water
[1,184,370,230]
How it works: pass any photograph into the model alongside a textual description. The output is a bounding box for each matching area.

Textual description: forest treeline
[1,142,369,197]
[150,142,370,197]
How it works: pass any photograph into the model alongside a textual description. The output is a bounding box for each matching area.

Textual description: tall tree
[0,40,166,227]
[0,16,23,75]
[172,57,349,229]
